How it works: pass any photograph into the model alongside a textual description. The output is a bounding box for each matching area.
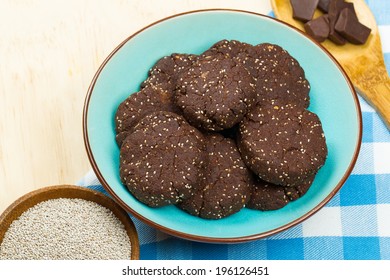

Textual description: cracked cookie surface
[119,111,206,207]
[141,53,198,93]
[247,175,315,210]
[201,39,252,60]
[238,104,327,186]
[202,40,310,108]
[178,133,252,219]
[114,85,179,146]
[242,43,311,108]
[174,55,256,131]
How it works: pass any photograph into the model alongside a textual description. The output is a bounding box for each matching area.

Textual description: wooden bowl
[0,185,140,260]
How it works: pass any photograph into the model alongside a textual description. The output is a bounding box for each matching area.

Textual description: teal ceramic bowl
[83,9,362,243]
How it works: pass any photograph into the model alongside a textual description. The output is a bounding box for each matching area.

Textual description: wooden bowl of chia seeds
[0,185,139,260]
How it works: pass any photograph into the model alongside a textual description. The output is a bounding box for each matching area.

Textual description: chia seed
[0,198,132,260]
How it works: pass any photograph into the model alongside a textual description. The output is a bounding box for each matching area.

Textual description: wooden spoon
[271,0,390,130]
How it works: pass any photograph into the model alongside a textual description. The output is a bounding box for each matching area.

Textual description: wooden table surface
[0,0,270,213]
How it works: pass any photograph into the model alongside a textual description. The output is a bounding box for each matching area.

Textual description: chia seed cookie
[247,174,315,210]
[178,133,252,219]
[237,104,327,186]
[119,111,206,207]
[174,55,256,131]
[242,43,311,108]
[284,174,315,201]
[114,85,179,146]
[141,53,198,93]
[202,41,310,108]
[201,39,252,59]
[247,177,289,211]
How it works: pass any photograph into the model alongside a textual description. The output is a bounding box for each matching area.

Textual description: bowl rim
[0,185,140,259]
[82,9,362,243]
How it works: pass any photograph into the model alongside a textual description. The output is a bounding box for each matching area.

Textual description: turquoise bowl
[83,9,362,243]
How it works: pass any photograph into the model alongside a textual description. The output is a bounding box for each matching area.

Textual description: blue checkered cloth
[78,0,390,260]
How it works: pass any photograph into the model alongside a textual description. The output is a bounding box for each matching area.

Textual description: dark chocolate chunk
[335,8,371,44]
[290,0,319,22]
[318,0,330,13]
[328,0,356,45]
[328,30,346,45]
[328,0,355,20]
[304,15,330,42]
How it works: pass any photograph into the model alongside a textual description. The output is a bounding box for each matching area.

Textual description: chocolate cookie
[174,55,256,131]
[247,177,289,211]
[202,41,310,108]
[178,133,252,219]
[242,43,311,108]
[119,111,206,207]
[284,174,315,201]
[141,53,198,93]
[247,175,315,210]
[238,104,327,186]
[201,39,252,59]
[114,85,179,146]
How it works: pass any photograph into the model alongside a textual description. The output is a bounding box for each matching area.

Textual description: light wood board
[0,0,271,213]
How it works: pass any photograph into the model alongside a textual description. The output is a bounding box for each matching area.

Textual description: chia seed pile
[0,198,132,260]
[115,39,328,219]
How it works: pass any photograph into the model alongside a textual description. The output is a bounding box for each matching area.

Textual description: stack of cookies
[115,40,327,219]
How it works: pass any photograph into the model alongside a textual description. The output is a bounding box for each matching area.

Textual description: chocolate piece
[328,0,355,20]
[318,0,330,13]
[328,0,356,45]
[328,30,346,45]
[335,8,371,44]
[290,0,319,22]
[304,15,330,42]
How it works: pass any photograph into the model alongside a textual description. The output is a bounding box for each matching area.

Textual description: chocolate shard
[304,15,330,42]
[328,29,346,45]
[328,0,355,45]
[328,0,356,19]
[335,8,371,44]
[290,0,320,22]
[318,0,331,13]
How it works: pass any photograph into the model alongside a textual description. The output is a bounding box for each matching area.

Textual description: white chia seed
[0,198,132,260]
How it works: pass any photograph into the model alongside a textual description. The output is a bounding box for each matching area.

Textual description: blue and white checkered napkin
[78,0,390,260]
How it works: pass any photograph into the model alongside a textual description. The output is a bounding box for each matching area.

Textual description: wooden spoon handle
[353,60,390,130]
[360,78,390,130]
